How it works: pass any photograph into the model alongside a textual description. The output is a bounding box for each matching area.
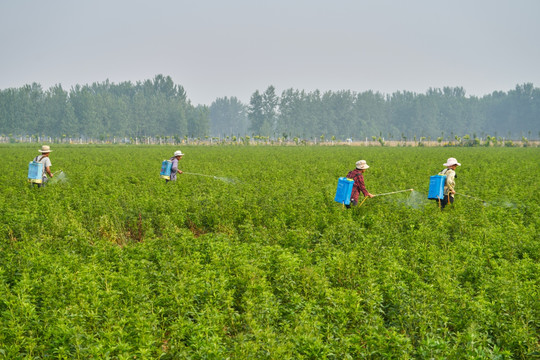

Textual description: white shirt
[439,168,456,197]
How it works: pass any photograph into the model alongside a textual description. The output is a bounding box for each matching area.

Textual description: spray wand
[183,172,217,179]
[373,188,414,197]
[182,172,238,184]
[359,188,414,206]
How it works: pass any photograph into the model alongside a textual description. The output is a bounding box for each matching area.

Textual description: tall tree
[248,90,264,135]
[43,85,76,136]
[261,85,278,136]
[209,97,247,137]
[187,105,209,138]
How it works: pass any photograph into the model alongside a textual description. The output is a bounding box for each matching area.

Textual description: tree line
[0,75,208,140]
[1,75,538,141]
[240,84,539,141]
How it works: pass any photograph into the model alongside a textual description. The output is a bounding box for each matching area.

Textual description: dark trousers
[439,195,454,209]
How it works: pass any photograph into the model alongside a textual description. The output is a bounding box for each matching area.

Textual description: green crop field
[1,144,539,359]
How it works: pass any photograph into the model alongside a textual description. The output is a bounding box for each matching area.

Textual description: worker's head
[355,160,370,172]
[443,157,461,169]
[38,145,52,156]
[174,150,184,159]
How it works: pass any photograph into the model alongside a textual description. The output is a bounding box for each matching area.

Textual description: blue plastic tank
[28,161,44,183]
[160,160,173,180]
[428,175,446,200]
[334,177,354,205]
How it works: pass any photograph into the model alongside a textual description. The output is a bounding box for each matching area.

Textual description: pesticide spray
[49,170,68,184]
[404,190,431,209]
[455,192,487,204]
[183,172,239,184]
[355,188,515,210]
[454,192,518,208]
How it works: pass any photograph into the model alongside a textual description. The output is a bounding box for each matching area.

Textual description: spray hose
[455,192,486,203]
[182,172,238,184]
[182,172,216,179]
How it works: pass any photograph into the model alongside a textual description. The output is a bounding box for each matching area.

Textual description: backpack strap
[347,170,360,180]
[441,168,457,178]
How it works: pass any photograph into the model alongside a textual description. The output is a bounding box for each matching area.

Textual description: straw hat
[443,157,461,167]
[355,160,370,169]
[174,150,184,157]
[38,145,52,153]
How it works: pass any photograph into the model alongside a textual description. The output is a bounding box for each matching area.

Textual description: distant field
[1,144,539,358]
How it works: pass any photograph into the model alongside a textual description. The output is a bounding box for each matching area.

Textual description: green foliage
[0,75,195,139]
[0,145,539,358]
[209,97,248,137]
[3,80,540,141]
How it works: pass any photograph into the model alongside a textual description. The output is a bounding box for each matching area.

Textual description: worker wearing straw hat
[345,160,374,208]
[166,150,184,183]
[33,145,54,187]
[438,157,461,209]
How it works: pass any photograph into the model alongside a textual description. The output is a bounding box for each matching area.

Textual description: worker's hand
[450,189,456,194]
[178,170,183,174]
[368,193,375,198]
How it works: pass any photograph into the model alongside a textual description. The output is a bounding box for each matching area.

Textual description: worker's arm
[356,175,374,198]
[446,171,456,194]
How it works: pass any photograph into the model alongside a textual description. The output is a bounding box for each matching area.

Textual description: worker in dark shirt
[166,150,184,183]
[346,160,374,207]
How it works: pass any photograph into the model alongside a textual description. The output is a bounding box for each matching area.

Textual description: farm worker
[438,157,461,209]
[33,145,54,187]
[345,160,374,208]
[166,150,184,183]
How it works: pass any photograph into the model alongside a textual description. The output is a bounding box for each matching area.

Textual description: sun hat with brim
[174,150,184,157]
[38,145,52,153]
[443,157,461,167]
[355,160,369,170]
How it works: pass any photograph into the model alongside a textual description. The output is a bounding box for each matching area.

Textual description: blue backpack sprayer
[160,160,173,180]
[334,177,413,207]
[334,177,354,206]
[428,173,447,207]
[28,159,44,184]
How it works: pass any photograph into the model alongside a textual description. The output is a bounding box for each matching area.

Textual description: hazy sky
[1,0,539,105]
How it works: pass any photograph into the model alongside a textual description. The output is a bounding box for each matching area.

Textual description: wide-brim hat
[356,160,369,169]
[174,150,184,157]
[38,145,52,153]
[443,157,461,167]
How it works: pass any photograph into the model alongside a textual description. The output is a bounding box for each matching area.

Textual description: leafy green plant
[0,144,538,358]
